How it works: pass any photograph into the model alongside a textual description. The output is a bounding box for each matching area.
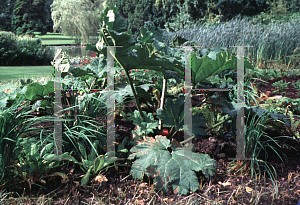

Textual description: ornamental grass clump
[174,15,300,67]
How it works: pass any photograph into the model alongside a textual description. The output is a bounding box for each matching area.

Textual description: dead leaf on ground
[93,174,108,183]
[218,180,231,187]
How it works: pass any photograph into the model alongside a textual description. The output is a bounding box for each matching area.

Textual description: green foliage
[11,0,49,36]
[227,109,297,187]
[0,79,55,120]
[128,135,217,195]
[14,136,61,187]
[209,0,271,22]
[0,94,55,186]
[127,110,159,139]
[0,0,16,31]
[272,79,290,90]
[156,96,208,138]
[51,0,106,44]
[0,0,53,33]
[87,5,185,119]
[190,47,254,86]
[105,0,209,40]
[75,140,117,187]
[292,81,300,96]
[252,0,300,25]
[0,31,54,66]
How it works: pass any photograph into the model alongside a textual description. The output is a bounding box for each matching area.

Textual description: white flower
[107,10,115,22]
[96,39,104,51]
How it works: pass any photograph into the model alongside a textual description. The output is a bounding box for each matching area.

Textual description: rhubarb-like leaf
[128,135,217,195]
[191,51,254,85]
[24,82,44,102]
[42,81,54,96]
[95,7,185,79]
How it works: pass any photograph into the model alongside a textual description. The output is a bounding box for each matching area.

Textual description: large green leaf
[42,80,54,96]
[63,57,110,80]
[191,51,254,86]
[137,21,171,55]
[24,82,44,102]
[44,152,79,164]
[156,97,207,138]
[95,7,184,79]
[128,135,217,195]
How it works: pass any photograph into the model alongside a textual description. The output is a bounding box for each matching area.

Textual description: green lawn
[33,32,98,45]
[0,32,98,86]
[0,66,54,85]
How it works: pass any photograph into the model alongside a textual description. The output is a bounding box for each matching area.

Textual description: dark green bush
[208,0,272,22]
[0,31,54,66]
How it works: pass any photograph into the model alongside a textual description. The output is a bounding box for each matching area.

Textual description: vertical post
[54,47,63,159]
[106,46,116,160]
[229,46,253,161]
[183,46,193,158]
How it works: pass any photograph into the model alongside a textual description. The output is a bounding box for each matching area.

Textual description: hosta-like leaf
[78,141,87,160]
[129,136,217,195]
[81,166,93,187]
[94,155,105,173]
[83,159,93,169]
[42,81,54,96]
[44,153,79,163]
[88,140,99,161]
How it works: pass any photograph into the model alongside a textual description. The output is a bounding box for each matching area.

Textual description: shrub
[0,31,54,66]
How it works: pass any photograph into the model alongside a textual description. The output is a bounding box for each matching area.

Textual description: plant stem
[84,79,90,90]
[124,69,145,121]
[101,77,107,89]
[159,78,167,130]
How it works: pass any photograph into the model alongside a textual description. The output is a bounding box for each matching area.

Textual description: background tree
[0,0,17,31]
[51,0,107,44]
[44,0,54,33]
[11,0,51,36]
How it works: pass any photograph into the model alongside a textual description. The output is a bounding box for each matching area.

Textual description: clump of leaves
[128,135,217,195]
[272,79,290,90]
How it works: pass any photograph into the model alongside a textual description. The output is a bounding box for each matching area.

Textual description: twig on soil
[121,174,132,182]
